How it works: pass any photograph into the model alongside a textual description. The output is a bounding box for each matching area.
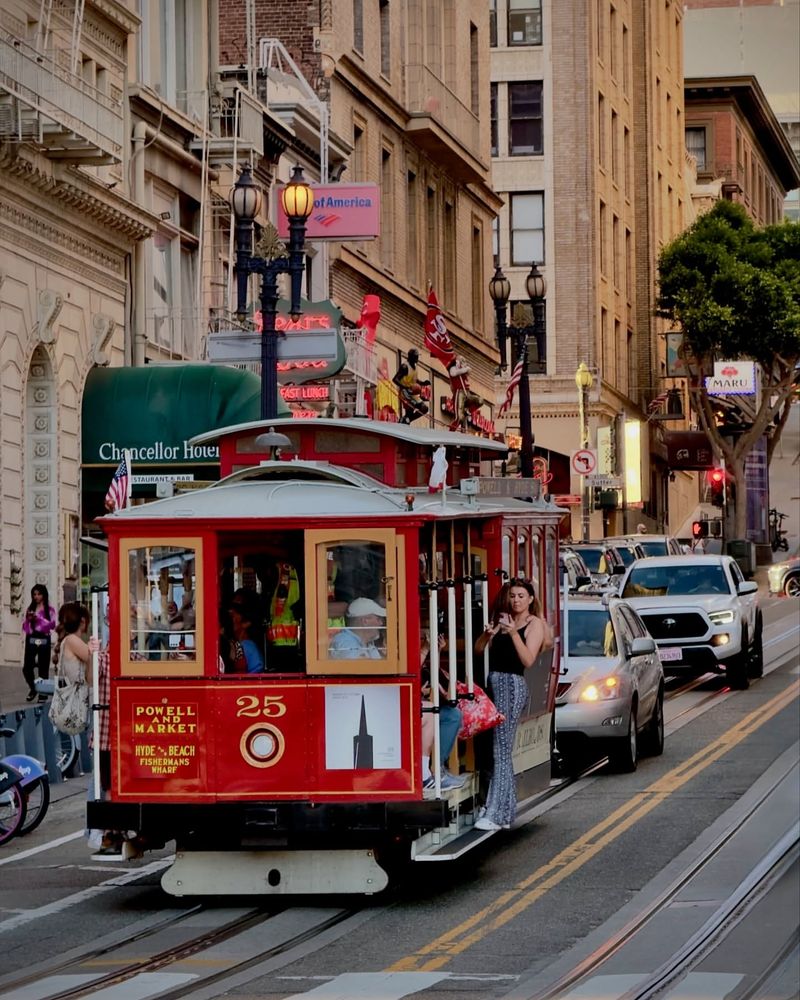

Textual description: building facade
[491,0,691,538]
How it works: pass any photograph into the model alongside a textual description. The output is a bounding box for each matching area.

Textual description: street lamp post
[230,164,314,420]
[575,362,594,542]
[488,262,547,480]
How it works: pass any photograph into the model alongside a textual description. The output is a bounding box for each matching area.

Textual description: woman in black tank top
[474,579,545,831]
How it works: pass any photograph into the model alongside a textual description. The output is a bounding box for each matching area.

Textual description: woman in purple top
[22,584,57,701]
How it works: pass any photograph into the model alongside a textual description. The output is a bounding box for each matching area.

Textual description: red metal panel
[112,677,417,802]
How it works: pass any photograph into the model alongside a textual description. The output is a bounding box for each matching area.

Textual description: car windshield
[639,540,668,557]
[564,608,618,657]
[622,564,730,597]
[575,547,604,572]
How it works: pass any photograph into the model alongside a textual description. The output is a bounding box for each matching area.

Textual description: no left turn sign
[571,449,597,475]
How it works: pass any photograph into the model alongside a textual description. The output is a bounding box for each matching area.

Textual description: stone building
[0,0,154,669]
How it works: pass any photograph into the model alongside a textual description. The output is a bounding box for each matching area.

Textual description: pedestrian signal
[692,521,708,539]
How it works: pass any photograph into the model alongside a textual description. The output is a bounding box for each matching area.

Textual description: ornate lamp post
[575,362,594,542]
[230,164,314,420]
[488,262,547,479]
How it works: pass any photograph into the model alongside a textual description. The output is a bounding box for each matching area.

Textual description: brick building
[218,0,503,430]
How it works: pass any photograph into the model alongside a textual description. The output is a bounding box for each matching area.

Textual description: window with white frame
[510,192,544,265]
[685,127,707,171]
[508,0,542,46]
[149,186,199,357]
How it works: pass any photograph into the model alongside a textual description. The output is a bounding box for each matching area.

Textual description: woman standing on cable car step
[22,584,57,702]
[474,579,547,831]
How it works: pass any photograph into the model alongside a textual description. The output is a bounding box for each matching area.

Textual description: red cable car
[88,419,564,895]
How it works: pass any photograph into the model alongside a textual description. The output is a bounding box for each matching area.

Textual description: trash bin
[725,539,756,579]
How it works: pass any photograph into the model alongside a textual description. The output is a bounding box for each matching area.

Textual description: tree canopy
[657,201,800,537]
[658,200,800,378]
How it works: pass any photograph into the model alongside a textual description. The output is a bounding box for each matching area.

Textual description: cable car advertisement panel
[113,678,416,801]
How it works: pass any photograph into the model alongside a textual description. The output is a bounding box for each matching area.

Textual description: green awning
[82,363,289,468]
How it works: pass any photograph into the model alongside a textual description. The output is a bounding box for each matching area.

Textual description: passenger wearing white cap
[330,598,387,658]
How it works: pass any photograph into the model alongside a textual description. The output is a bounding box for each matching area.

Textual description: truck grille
[641,612,707,640]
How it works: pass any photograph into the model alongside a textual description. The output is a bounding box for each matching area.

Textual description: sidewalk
[0,661,34,716]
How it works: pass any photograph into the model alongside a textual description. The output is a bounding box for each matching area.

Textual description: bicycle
[0,729,51,841]
[769,508,789,552]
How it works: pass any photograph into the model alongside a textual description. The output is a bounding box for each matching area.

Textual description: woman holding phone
[22,584,57,701]
[474,579,547,831]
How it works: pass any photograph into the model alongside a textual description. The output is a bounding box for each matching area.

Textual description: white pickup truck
[618,554,762,690]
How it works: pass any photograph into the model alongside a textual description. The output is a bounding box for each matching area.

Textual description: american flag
[104,451,131,512]
[423,287,456,369]
[648,391,669,414]
[498,342,527,417]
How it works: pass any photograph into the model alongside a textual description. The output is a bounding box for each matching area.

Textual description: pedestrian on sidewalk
[22,584,57,702]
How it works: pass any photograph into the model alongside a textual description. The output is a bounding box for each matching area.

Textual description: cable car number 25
[235,695,287,718]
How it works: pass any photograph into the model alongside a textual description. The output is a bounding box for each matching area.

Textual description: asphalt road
[0,596,797,1000]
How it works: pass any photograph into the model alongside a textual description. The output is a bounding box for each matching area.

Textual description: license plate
[658,647,682,663]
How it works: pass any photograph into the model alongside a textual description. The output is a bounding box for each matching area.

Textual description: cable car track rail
[0,904,361,1000]
[522,752,800,999]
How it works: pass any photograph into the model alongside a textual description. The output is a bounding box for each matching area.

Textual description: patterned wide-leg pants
[483,672,529,827]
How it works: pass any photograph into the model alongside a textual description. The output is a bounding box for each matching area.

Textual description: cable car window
[326,542,387,659]
[121,540,203,676]
[305,529,401,675]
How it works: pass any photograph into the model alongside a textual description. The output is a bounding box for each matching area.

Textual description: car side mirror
[630,636,656,656]
[612,563,626,575]
[737,581,758,595]
[576,574,591,588]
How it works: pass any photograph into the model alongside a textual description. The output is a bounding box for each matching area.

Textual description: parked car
[570,543,627,590]
[767,554,800,598]
[555,596,664,772]
[606,533,684,558]
[619,554,762,689]
[560,547,593,594]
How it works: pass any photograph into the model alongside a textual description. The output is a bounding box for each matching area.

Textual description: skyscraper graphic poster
[324,685,401,770]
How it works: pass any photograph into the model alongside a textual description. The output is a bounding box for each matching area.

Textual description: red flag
[498,346,526,417]
[359,294,380,345]
[423,288,456,369]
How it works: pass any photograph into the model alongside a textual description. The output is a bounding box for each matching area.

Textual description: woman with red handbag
[474,579,547,831]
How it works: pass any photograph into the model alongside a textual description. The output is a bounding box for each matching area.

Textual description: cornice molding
[0,198,127,293]
[0,148,157,240]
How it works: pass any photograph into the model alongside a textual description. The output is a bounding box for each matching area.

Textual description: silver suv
[619,555,762,690]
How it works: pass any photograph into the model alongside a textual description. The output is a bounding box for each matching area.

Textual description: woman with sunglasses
[474,579,548,831]
[22,584,57,702]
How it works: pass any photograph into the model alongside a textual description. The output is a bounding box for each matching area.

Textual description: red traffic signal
[692,521,708,539]
[707,468,725,508]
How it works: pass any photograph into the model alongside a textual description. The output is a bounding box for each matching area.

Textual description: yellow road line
[390,679,799,972]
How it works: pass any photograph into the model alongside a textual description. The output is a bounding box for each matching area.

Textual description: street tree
[657,201,800,539]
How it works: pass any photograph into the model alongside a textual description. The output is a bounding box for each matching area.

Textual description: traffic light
[708,468,725,508]
[692,521,708,539]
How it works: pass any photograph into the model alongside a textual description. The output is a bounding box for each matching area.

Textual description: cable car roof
[101,476,565,522]
[187,417,509,454]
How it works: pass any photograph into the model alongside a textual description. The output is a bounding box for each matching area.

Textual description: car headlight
[708,609,736,624]
[579,677,621,702]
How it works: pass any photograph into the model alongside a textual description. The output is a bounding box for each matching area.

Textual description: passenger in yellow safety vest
[267,563,301,671]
